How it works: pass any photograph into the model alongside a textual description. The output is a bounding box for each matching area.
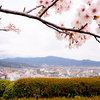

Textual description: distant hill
[1,56,100,67]
[0,60,33,68]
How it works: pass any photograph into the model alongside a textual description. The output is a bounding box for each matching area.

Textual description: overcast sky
[0,0,100,61]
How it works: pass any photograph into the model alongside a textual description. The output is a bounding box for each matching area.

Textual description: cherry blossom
[80,11,93,24]
[37,0,52,7]
[52,0,72,14]
[82,0,93,6]
[96,0,100,6]
[5,24,21,34]
[55,22,65,40]
[55,31,64,40]
[65,31,91,49]
[71,18,83,29]
[88,3,100,16]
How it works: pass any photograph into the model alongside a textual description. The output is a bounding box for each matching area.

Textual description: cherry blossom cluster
[70,0,100,48]
[0,18,20,33]
[70,0,100,47]
[55,22,65,41]
[5,24,21,34]
[36,0,100,48]
[37,0,52,7]
[37,0,72,16]
[52,0,72,14]
[55,22,91,49]
[65,32,91,49]
[42,0,100,49]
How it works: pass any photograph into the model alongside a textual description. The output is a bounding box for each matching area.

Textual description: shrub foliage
[0,80,13,97]
[1,96,100,100]
[3,82,16,99]
[13,77,100,98]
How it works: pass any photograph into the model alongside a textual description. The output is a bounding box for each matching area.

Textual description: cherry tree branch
[25,5,45,13]
[39,0,59,18]
[79,23,88,31]
[0,29,10,31]
[0,8,100,43]
[45,23,71,36]
[95,37,100,43]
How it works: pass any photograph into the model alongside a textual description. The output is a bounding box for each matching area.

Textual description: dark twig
[79,23,88,31]
[45,23,71,36]
[0,5,2,9]
[23,7,26,12]
[95,37,100,43]
[26,5,45,13]
[39,0,59,18]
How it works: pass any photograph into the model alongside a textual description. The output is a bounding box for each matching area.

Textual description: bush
[13,77,100,98]
[0,80,13,97]
[14,78,41,98]
[0,96,100,100]
[3,82,16,99]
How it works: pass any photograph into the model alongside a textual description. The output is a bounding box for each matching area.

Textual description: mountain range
[1,56,100,67]
[0,60,33,68]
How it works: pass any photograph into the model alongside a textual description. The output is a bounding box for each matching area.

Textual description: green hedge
[13,77,100,98]
[3,82,16,99]
[0,80,13,97]
[0,96,100,100]
[1,96,100,100]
